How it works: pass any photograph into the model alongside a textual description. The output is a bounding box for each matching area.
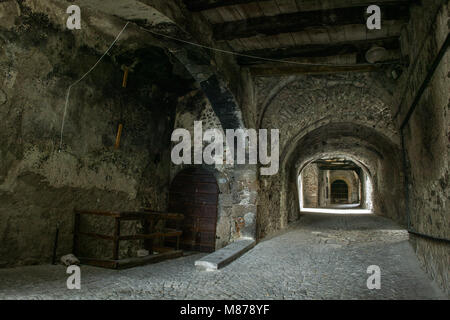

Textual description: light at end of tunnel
[300,208,373,214]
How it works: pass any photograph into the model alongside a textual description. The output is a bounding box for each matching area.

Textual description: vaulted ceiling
[182,0,415,75]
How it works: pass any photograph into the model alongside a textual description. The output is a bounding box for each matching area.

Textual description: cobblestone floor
[0,213,446,299]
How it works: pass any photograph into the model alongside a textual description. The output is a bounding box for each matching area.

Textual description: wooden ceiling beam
[237,37,401,65]
[213,4,410,41]
[317,166,360,170]
[248,63,385,77]
[184,0,271,12]
[184,0,413,12]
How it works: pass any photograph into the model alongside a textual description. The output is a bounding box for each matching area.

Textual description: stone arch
[288,123,401,212]
[330,171,361,203]
[29,0,246,131]
[65,1,259,242]
[257,75,297,128]
[330,179,349,203]
[260,74,400,157]
[255,73,404,239]
[257,121,404,239]
[257,73,397,130]
[296,151,374,210]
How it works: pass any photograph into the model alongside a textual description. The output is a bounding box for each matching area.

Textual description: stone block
[231,204,257,218]
[218,193,233,207]
[195,239,256,271]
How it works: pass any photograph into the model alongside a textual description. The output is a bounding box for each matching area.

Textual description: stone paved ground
[0,213,446,300]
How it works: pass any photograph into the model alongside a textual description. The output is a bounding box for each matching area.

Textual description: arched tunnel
[0,0,448,301]
[284,122,405,223]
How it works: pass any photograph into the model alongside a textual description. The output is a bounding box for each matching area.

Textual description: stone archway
[285,123,402,219]
[329,172,361,204]
[296,153,374,212]
[256,73,404,239]
[330,180,349,204]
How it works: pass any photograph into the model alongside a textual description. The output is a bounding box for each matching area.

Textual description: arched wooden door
[169,168,219,252]
[331,180,349,204]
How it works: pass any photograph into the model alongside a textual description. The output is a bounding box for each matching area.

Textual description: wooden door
[169,168,219,252]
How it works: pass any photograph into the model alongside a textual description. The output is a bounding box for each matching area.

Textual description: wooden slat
[184,0,412,12]
[78,231,114,241]
[254,34,283,49]
[140,209,185,220]
[347,24,367,42]
[117,211,183,221]
[227,39,246,51]
[239,2,264,18]
[249,63,382,76]
[184,0,271,12]
[291,30,312,46]
[326,25,350,43]
[200,9,225,24]
[307,27,331,44]
[74,209,121,217]
[237,36,401,65]
[250,19,403,49]
[78,250,183,270]
[72,212,81,256]
[142,218,153,254]
[152,246,178,253]
[213,4,409,41]
[75,207,184,268]
[116,250,183,269]
[216,5,242,22]
[119,230,182,241]
[274,33,296,47]
[230,3,248,20]
[258,0,281,17]
[78,257,118,269]
[241,37,265,50]
[294,0,414,12]
[275,0,299,14]
[112,218,120,260]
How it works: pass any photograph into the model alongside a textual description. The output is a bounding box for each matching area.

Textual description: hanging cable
[58,19,399,151]
[137,25,399,68]
[58,22,129,151]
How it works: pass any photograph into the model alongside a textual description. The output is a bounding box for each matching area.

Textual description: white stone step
[194,239,256,271]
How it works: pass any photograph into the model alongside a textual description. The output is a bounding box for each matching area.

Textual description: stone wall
[300,163,319,208]
[300,167,360,207]
[257,73,399,153]
[171,91,258,250]
[318,169,330,207]
[0,6,193,266]
[396,0,449,293]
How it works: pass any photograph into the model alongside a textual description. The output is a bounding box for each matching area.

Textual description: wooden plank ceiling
[314,159,361,171]
[183,0,413,75]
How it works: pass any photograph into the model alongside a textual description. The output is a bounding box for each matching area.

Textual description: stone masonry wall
[0,6,191,266]
[256,73,404,239]
[301,163,319,208]
[397,1,449,293]
[171,91,258,250]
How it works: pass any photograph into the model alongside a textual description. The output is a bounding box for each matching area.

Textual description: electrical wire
[58,22,129,151]
[137,24,398,68]
[58,19,398,150]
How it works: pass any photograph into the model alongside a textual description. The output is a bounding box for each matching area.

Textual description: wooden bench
[73,209,184,269]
